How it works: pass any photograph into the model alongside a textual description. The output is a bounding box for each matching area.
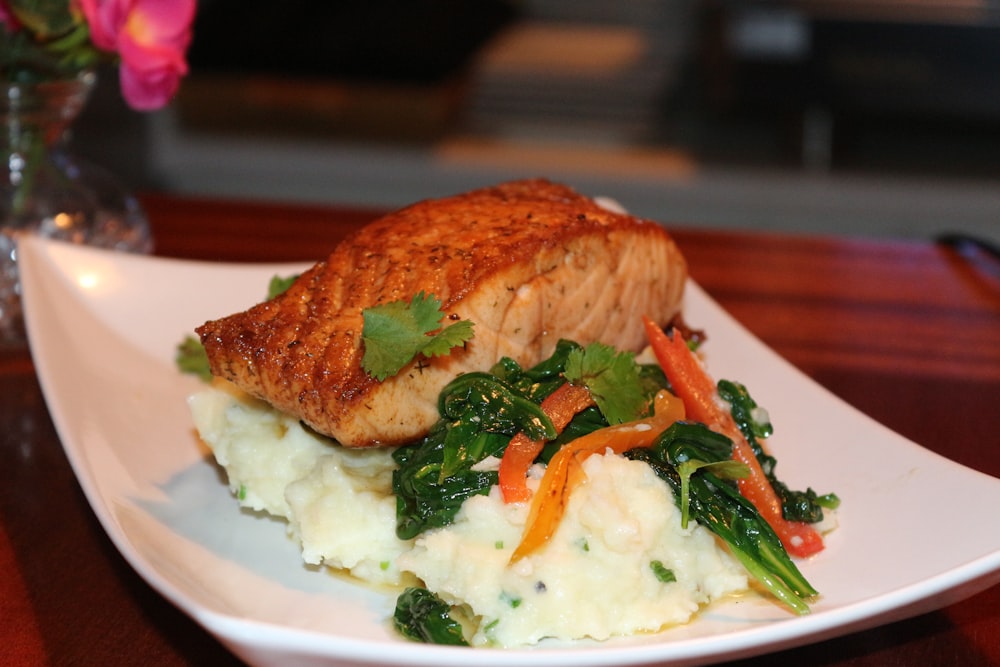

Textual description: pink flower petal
[118,30,188,72]
[128,0,196,45]
[76,0,125,51]
[119,61,181,110]
[77,0,196,110]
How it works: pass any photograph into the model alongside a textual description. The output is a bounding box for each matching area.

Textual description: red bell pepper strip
[641,315,824,558]
[499,382,594,503]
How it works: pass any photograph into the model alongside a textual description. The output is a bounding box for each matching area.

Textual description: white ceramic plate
[19,235,1000,667]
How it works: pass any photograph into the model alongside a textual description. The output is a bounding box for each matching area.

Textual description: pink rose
[77,0,196,110]
[1,0,22,30]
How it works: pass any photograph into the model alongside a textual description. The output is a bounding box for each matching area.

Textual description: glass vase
[1,69,152,345]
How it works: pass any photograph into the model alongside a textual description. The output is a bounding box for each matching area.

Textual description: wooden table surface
[2,193,999,666]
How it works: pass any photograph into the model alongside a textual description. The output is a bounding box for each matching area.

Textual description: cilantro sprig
[361,292,475,381]
[564,342,646,424]
[267,273,299,299]
[177,273,298,382]
[175,335,212,382]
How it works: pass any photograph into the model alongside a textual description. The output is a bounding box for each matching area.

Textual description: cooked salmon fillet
[196,179,687,446]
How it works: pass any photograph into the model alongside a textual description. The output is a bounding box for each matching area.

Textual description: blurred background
[77,0,999,243]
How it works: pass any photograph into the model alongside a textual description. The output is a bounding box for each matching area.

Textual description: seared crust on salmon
[196,179,687,446]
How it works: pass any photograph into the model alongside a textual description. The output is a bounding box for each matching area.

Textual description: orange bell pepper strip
[499,382,594,503]
[509,389,686,562]
[641,315,824,558]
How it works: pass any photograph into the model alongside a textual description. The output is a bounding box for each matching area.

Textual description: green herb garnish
[176,273,298,382]
[175,335,212,382]
[501,592,522,608]
[564,342,647,424]
[267,273,299,299]
[650,560,677,583]
[361,292,475,381]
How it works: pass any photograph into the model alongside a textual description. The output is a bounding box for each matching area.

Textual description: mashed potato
[189,382,749,647]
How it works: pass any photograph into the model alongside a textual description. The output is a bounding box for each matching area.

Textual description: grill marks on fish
[197,180,687,447]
